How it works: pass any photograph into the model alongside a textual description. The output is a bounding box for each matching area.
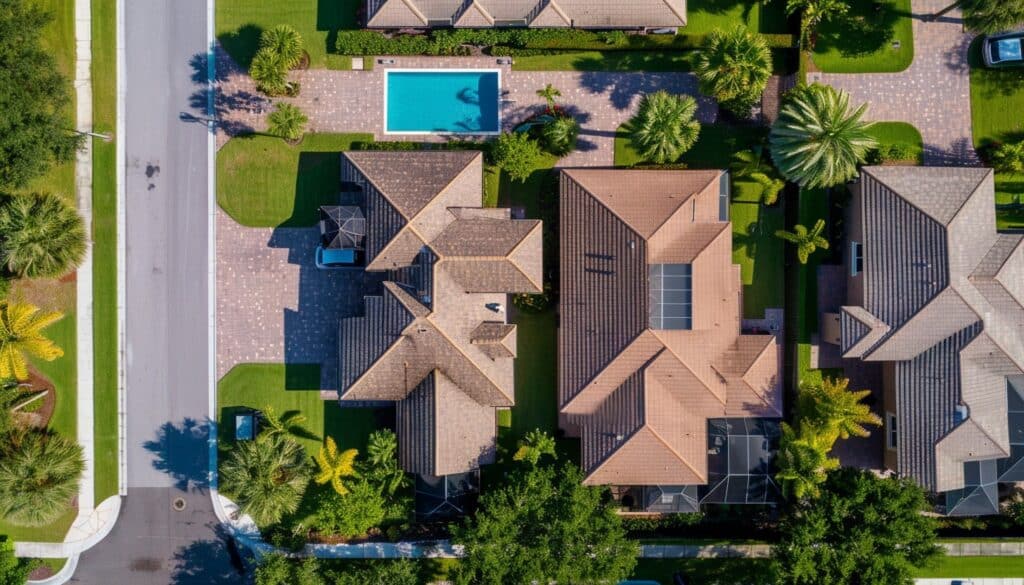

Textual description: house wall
[883,360,898,471]
[845,178,865,307]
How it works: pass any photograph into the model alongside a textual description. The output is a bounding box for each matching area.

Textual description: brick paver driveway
[216,211,381,389]
[214,52,716,165]
[811,0,978,165]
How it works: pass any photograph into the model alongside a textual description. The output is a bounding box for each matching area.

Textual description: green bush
[492,132,543,183]
[512,283,553,313]
[312,481,387,538]
[866,143,915,164]
[621,513,703,535]
[600,30,629,46]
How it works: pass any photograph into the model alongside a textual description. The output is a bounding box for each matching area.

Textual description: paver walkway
[810,0,978,165]
[214,51,717,165]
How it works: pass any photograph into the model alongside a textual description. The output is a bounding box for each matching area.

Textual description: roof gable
[367,0,429,26]
[344,151,480,219]
[863,166,991,226]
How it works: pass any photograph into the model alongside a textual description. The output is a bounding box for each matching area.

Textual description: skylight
[649,264,692,330]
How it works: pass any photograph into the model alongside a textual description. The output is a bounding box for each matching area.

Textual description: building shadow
[171,524,249,584]
[143,418,212,493]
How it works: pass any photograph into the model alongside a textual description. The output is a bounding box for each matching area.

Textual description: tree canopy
[451,462,637,585]
[0,429,84,526]
[772,468,943,585]
[219,433,311,526]
[696,25,773,116]
[628,91,701,164]
[0,0,83,190]
[0,537,37,585]
[0,193,87,280]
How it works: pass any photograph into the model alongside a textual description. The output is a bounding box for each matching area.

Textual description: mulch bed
[11,367,56,429]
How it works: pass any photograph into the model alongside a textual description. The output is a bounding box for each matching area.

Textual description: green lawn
[631,559,773,585]
[216,0,359,69]
[812,0,913,73]
[686,0,790,35]
[914,556,1024,578]
[217,133,373,227]
[91,0,119,502]
[614,124,784,318]
[513,49,792,74]
[866,121,923,164]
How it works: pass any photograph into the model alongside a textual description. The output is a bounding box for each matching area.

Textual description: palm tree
[536,84,561,110]
[775,422,839,500]
[0,302,64,381]
[0,193,86,279]
[363,429,409,497]
[800,377,881,441]
[930,0,1024,33]
[267,103,308,143]
[220,434,310,526]
[628,91,701,164]
[260,406,318,441]
[249,48,289,97]
[314,436,358,496]
[784,0,849,48]
[696,25,772,116]
[541,115,580,156]
[259,25,304,70]
[775,219,830,264]
[770,84,876,188]
[0,430,84,526]
[513,429,557,466]
[730,147,785,205]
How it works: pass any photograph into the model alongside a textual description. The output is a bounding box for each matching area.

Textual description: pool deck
[214,50,717,166]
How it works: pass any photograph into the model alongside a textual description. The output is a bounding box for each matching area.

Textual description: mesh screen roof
[415,471,478,519]
[649,264,692,330]
[320,206,366,250]
[701,418,782,505]
[946,459,999,516]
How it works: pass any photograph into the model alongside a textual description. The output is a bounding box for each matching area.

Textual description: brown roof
[339,151,543,476]
[366,0,687,28]
[558,168,782,487]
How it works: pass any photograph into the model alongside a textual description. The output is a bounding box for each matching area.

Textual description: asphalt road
[72,1,243,582]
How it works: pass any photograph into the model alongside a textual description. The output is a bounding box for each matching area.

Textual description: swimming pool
[385,70,501,134]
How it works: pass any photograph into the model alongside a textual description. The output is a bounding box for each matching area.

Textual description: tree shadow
[187,50,266,138]
[217,24,263,70]
[922,136,979,166]
[319,0,361,58]
[143,418,212,493]
[967,36,1024,99]
[576,70,717,122]
[170,524,249,584]
[814,1,901,58]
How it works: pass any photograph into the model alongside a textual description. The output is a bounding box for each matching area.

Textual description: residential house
[833,166,1024,515]
[337,150,543,516]
[364,0,686,30]
[558,168,783,513]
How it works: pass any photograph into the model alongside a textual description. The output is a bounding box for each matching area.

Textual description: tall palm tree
[0,302,64,381]
[220,434,310,526]
[363,429,409,497]
[0,193,86,279]
[696,25,772,116]
[770,83,876,188]
[775,422,839,500]
[730,147,785,205]
[259,25,304,70]
[0,430,84,526]
[267,103,308,143]
[800,377,881,441]
[249,48,289,97]
[785,0,849,48]
[775,219,829,264]
[628,91,701,164]
[541,115,580,156]
[513,429,558,467]
[536,84,561,110]
[314,436,358,496]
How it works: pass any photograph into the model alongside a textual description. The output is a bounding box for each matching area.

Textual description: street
[72,1,241,582]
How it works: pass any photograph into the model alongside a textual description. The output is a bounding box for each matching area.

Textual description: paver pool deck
[214,51,717,166]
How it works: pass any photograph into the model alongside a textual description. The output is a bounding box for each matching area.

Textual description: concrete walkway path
[810,0,978,165]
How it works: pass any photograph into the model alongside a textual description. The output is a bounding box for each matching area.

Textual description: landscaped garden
[811,0,913,73]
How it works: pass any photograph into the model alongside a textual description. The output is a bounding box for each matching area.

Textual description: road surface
[72,1,243,582]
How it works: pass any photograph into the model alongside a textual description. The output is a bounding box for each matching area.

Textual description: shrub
[866,143,915,165]
[312,480,387,538]
[599,30,629,46]
[260,25,304,70]
[492,132,543,183]
[250,48,289,96]
[1007,499,1024,527]
[540,115,580,156]
[267,103,308,142]
[990,141,1024,174]
[512,284,553,313]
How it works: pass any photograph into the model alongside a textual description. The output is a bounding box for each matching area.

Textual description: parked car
[982,30,1024,68]
[315,246,361,269]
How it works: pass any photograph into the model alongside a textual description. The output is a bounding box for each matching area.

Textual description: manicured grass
[866,121,923,165]
[217,133,373,227]
[92,0,119,502]
[914,556,1024,578]
[216,0,360,69]
[631,558,773,585]
[614,124,785,318]
[0,508,77,544]
[812,0,913,73]
[686,0,790,35]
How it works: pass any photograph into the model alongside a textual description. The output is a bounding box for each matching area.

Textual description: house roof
[366,0,687,28]
[339,151,543,477]
[559,168,782,487]
[842,166,1024,492]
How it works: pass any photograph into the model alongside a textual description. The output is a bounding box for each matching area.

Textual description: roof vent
[955,404,969,424]
[486,303,505,313]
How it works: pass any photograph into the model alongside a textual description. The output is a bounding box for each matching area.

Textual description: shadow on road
[143,418,212,492]
[171,524,250,584]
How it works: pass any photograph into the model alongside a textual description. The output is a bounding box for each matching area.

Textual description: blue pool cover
[386,70,500,134]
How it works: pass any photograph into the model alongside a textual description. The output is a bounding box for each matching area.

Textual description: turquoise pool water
[386,70,500,134]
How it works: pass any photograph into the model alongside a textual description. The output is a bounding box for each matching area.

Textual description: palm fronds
[314,436,358,496]
[0,302,64,380]
[628,91,701,164]
[0,193,86,279]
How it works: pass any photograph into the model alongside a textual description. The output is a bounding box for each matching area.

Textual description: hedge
[336,28,795,56]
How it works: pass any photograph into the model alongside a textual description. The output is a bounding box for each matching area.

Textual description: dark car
[983,31,1024,68]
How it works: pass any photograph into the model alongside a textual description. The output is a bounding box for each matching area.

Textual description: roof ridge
[399,0,429,25]
[425,313,513,405]
[406,151,482,225]
[341,332,414,399]
[647,173,719,242]
[469,0,495,24]
[542,0,572,26]
[645,424,706,481]
[862,286,978,360]
[659,0,687,22]
[650,329,725,404]
[562,169,669,240]
[506,222,545,291]
[561,331,664,413]
[864,167,989,228]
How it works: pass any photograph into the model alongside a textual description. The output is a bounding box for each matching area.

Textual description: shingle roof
[559,168,782,487]
[338,151,543,476]
[366,0,687,28]
[843,167,1024,493]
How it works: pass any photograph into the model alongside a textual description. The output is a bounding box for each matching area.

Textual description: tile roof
[366,0,687,28]
[339,151,543,476]
[559,168,782,487]
[843,167,1024,493]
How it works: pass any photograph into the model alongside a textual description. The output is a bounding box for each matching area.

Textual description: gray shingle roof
[365,0,686,28]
